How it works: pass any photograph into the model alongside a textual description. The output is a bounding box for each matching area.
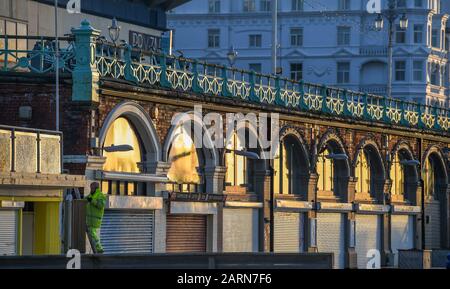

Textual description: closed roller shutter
[274,212,304,252]
[100,210,154,254]
[0,210,18,256]
[391,215,414,267]
[317,213,345,269]
[356,214,381,269]
[223,208,258,252]
[425,201,441,249]
[166,215,207,253]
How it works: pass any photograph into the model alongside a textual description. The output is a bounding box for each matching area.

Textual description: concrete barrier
[0,253,333,269]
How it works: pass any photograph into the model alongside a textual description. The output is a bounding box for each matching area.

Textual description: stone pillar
[379,179,393,266]
[346,177,357,268]
[204,166,227,195]
[306,173,318,253]
[144,161,171,195]
[71,20,100,102]
[254,162,272,252]
[414,182,424,250]
[85,156,106,194]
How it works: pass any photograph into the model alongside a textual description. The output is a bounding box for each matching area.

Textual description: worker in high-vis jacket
[86,182,106,253]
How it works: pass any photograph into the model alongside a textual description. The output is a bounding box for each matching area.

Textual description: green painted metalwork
[1,21,449,133]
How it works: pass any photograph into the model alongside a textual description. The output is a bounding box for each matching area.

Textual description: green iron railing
[1,24,449,133]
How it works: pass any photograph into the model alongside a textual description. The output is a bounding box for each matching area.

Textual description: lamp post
[375,0,408,99]
[109,18,121,45]
[227,46,238,67]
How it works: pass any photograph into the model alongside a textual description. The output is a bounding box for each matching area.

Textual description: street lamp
[108,18,121,45]
[226,46,238,67]
[374,0,408,99]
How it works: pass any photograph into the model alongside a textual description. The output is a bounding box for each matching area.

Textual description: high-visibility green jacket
[86,188,106,228]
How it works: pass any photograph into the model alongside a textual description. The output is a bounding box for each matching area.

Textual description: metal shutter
[425,201,441,249]
[274,212,304,252]
[166,215,207,253]
[391,215,414,267]
[100,209,154,254]
[355,214,381,269]
[223,208,258,252]
[317,213,345,269]
[0,210,18,256]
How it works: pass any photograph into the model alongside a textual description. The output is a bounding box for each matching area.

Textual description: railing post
[321,85,329,113]
[382,96,389,123]
[299,80,308,110]
[433,106,441,130]
[417,104,424,129]
[123,43,138,84]
[2,35,8,71]
[363,93,370,120]
[159,53,171,88]
[343,89,350,116]
[191,60,202,93]
[400,101,408,126]
[248,71,259,102]
[274,76,284,106]
[71,20,100,102]
[221,66,231,97]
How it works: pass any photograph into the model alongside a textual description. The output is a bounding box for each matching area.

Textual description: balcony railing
[359,46,388,56]
[0,125,62,174]
[0,22,449,133]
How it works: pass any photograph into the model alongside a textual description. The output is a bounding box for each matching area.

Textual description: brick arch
[422,145,448,183]
[98,100,161,162]
[314,129,350,175]
[389,140,419,181]
[279,125,310,171]
[352,136,386,179]
[163,111,219,167]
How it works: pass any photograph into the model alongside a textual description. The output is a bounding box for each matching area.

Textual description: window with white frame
[0,19,28,59]
[208,29,220,48]
[208,0,220,13]
[414,24,423,43]
[260,0,271,11]
[338,0,350,10]
[292,0,304,11]
[395,60,406,81]
[396,25,406,43]
[290,27,303,47]
[431,29,439,47]
[413,60,424,81]
[243,0,256,12]
[290,63,303,81]
[337,26,351,45]
[249,34,262,48]
[337,62,350,84]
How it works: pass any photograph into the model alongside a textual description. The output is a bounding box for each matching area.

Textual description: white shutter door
[356,214,381,269]
[100,210,154,254]
[391,215,414,267]
[223,208,258,252]
[317,213,345,269]
[0,210,18,256]
[274,212,304,252]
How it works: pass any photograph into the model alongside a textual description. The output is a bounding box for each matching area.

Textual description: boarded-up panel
[356,214,381,269]
[274,212,304,252]
[40,135,61,174]
[223,208,258,252]
[14,131,37,173]
[317,213,345,269]
[100,210,154,254]
[391,215,414,267]
[0,130,11,172]
[425,201,441,249]
[0,210,18,256]
[166,215,207,253]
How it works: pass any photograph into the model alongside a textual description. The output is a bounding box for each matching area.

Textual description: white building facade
[168,0,450,106]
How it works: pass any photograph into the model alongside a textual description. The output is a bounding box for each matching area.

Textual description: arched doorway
[273,132,310,253]
[315,134,350,269]
[423,149,448,249]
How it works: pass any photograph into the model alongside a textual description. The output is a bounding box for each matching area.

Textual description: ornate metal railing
[1,25,449,133]
[0,35,75,73]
